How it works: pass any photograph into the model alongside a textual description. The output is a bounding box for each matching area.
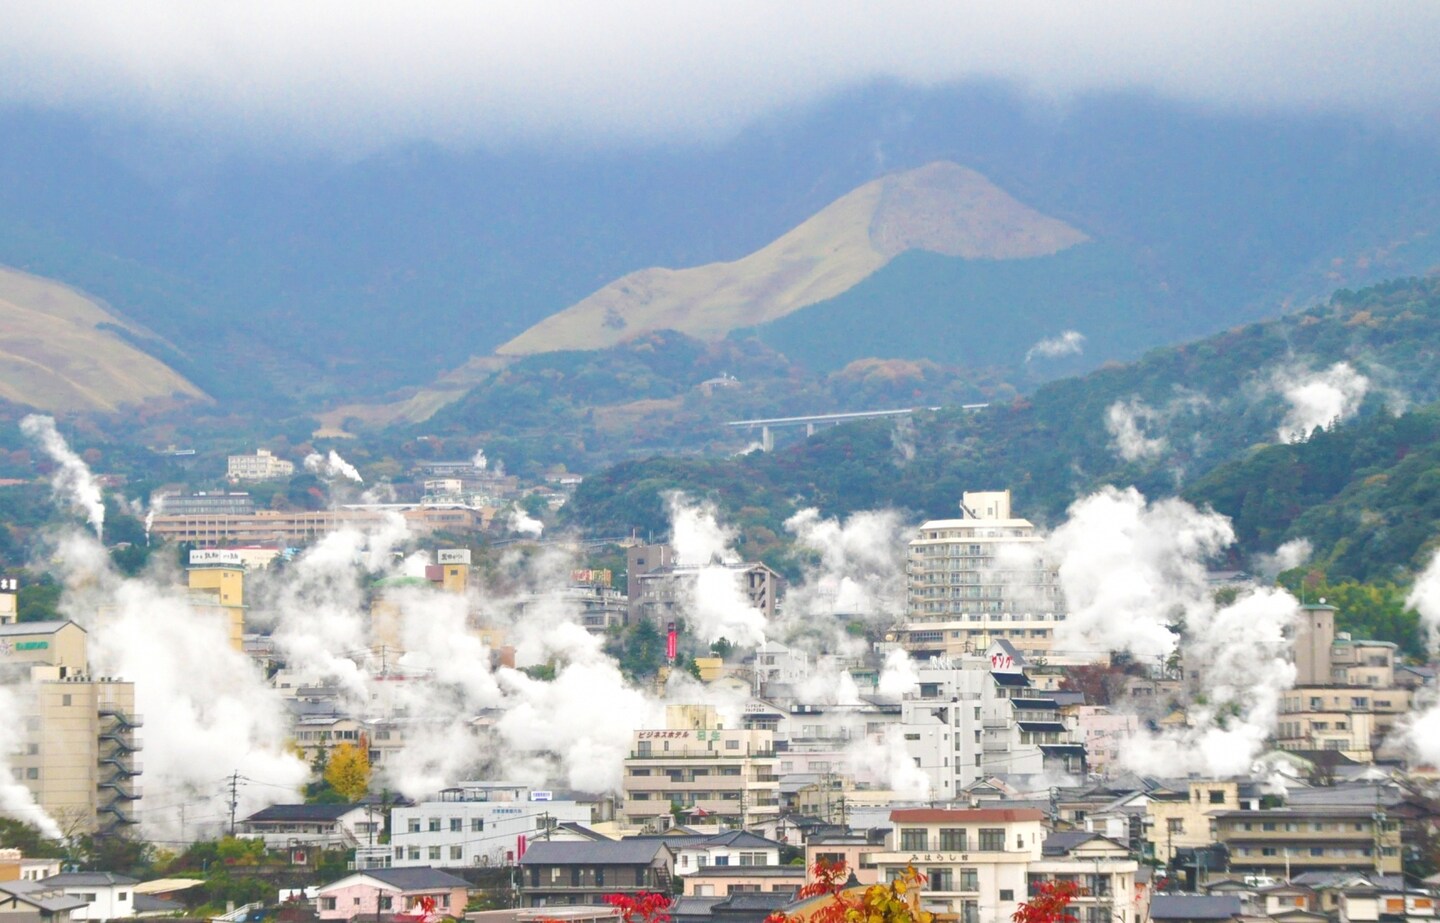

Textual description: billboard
[437,549,472,565]
[189,549,244,567]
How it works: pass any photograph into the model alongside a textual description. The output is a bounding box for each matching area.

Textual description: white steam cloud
[1044,486,1300,776]
[0,685,62,838]
[1403,549,1440,768]
[305,449,364,483]
[1255,537,1313,579]
[3,4,1437,153]
[1275,361,1370,442]
[1105,399,1168,462]
[506,506,545,538]
[1025,330,1086,362]
[667,495,768,647]
[20,415,105,540]
[472,449,488,471]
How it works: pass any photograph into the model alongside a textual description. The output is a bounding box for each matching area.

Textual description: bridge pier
[762,425,774,452]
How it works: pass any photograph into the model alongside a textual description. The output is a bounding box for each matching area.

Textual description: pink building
[1075,706,1140,774]
[316,868,470,921]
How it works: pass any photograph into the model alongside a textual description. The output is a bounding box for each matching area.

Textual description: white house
[36,872,138,921]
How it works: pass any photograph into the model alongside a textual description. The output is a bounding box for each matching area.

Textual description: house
[315,867,470,921]
[0,851,61,884]
[669,832,784,877]
[0,880,90,922]
[34,872,138,920]
[518,840,675,908]
[239,803,376,850]
[1148,895,1243,923]
[681,866,805,898]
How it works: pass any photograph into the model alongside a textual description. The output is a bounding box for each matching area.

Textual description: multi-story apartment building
[226,448,295,482]
[870,810,1142,923]
[153,491,256,516]
[1211,806,1402,877]
[519,840,676,908]
[1145,779,1260,867]
[150,506,484,546]
[899,643,1086,798]
[622,706,779,831]
[0,609,141,838]
[626,544,783,626]
[185,550,247,651]
[389,783,593,869]
[897,491,1070,662]
[1283,603,1412,757]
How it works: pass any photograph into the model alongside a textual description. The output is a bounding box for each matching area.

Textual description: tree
[605,892,671,923]
[765,861,932,923]
[1012,880,1084,923]
[324,743,371,802]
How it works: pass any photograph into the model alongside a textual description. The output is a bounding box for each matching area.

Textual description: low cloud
[0,3,1437,153]
[1274,361,1370,442]
[1105,398,1167,462]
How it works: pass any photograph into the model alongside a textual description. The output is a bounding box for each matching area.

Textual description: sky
[1,2,1437,155]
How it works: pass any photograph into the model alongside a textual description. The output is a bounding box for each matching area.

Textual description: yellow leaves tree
[324,742,371,802]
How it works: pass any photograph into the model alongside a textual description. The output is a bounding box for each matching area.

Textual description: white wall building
[37,872,138,921]
[897,491,1072,662]
[389,783,593,868]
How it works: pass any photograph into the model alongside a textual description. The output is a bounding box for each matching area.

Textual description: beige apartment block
[622,705,779,831]
[12,670,140,837]
[1146,780,1248,867]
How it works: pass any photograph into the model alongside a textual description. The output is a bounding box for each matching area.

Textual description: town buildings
[518,840,676,908]
[896,491,1070,662]
[387,783,595,869]
[622,706,780,832]
[626,544,784,626]
[226,449,295,482]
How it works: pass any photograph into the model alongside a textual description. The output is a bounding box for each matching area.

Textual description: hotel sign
[190,549,244,567]
[437,549,472,565]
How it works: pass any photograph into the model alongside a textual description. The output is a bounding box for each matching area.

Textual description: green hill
[563,277,1440,581]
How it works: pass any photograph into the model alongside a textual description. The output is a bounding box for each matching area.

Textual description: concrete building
[153,492,255,516]
[0,850,61,884]
[622,706,779,831]
[1146,780,1261,867]
[1211,806,1402,877]
[0,878,89,920]
[226,449,295,482]
[0,613,141,838]
[898,642,1086,798]
[150,507,486,547]
[35,872,139,920]
[897,491,1070,662]
[389,784,594,869]
[185,549,247,651]
[627,544,783,627]
[238,804,375,850]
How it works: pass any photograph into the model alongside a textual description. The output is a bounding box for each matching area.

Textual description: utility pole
[228,772,241,837]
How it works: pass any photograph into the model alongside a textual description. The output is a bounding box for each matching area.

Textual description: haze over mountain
[1,7,1438,415]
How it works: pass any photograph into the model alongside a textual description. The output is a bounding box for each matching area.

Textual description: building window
[1167,819,1184,835]
[451,846,463,860]
[408,819,421,833]
[428,818,441,832]
[408,848,420,860]
[978,829,1005,851]
[429,847,441,860]
[940,829,967,850]
[472,818,484,832]
[450,818,462,832]
[379,897,392,911]
[900,829,928,851]
[960,868,979,892]
[320,898,337,911]
[1209,790,1225,804]
[1000,890,1014,902]
[929,869,953,891]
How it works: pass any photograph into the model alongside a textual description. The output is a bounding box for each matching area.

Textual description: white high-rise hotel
[897,490,1073,662]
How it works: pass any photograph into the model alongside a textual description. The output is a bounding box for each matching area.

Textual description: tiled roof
[244,803,363,823]
[519,839,670,866]
[1150,895,1242,921]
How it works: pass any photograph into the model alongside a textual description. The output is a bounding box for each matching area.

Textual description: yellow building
[186,550,247,651]
[622,705,779,831]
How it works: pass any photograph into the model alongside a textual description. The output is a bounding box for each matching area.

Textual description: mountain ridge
[497,161,1087,356]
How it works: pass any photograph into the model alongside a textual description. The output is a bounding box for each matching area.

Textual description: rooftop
[519,840,671,867]
[890,808,1045,824]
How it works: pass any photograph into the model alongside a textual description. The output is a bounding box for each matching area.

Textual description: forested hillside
[565,277,1440,580]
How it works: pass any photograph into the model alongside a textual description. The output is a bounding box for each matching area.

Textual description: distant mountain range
[0,85,1438,417]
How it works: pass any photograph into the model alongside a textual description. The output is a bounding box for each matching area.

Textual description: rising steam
[1275,361,1369,442]
[304,449,364,483]
[20,414,104,540]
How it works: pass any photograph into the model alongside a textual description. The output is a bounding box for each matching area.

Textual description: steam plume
[1275,361,1369,442]
[20,415,105,540]
[506,506,545,538]
[666,495,767,647]
[304,449,364,483]
[1105,398,1168,462]
[0,685,63,838]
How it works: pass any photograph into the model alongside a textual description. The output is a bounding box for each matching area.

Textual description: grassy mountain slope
[564,277,1440,574]
[497,162,1087,355]
[0,267,206,413]
[747,243,1154,372]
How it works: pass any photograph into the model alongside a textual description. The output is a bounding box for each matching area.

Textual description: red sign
[516,834,527,862]
[666,622,678,662]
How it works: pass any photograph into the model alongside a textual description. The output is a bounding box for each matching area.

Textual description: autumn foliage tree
[765,861,932,923]
[605,892,671,923]
[1012,880,1084,923]
[324,742,371,802]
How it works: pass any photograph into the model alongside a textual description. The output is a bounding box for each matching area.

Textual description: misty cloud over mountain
[1,2,1438,154]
